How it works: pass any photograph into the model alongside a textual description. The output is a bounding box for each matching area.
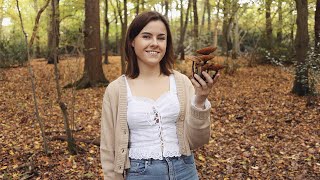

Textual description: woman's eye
[142,35,150,39]
[158,37,166,40]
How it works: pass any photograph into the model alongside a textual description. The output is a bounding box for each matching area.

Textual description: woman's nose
[150,37,159,46]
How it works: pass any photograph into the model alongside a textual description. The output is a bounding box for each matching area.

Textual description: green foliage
[0,33,27,68]
[307,48,320,94]
[257,45,295,66]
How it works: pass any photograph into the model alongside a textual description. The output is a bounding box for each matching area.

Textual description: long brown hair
[124,11,174,78]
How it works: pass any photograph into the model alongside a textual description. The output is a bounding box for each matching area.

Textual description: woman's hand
[190,71,220,109]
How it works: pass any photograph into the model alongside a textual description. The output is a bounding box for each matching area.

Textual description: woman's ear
[131,40,135,47]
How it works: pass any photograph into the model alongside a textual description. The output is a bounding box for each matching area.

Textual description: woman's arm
[184,72,220,149]
[100,90,123,180]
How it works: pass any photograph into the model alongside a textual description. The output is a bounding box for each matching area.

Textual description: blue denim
[126,154,199,180]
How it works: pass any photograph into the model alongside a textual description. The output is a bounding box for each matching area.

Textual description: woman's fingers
[191,71,220,90]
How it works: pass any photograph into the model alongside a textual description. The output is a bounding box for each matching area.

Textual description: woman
[100,11,220,180]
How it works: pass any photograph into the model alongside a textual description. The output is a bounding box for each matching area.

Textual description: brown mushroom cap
[196,46,217,55]
[197,55,215,62]
[202,63,225,71]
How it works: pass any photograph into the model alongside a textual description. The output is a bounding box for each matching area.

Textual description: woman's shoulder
[104,75,125,94]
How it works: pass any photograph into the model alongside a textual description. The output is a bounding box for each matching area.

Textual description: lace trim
[129,147,181,160]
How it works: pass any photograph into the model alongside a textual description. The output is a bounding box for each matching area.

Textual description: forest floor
[0,56,319,179]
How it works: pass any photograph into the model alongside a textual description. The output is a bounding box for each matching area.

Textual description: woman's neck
[137,64,162,79]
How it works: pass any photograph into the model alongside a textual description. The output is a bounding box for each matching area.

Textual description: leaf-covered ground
[0,56,319,179]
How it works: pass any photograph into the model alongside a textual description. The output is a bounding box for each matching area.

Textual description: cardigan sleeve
[184,77,211,150]
[100,89,124,180]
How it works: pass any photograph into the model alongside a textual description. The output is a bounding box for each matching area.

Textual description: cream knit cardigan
[100,70,211,180]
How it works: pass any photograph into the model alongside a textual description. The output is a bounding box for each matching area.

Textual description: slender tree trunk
[201,1,206,27]
[109,1,119,54]
[30,0,50,58]
[276,0,283,44]
[16,0,49,155]
[164,0,169,20]
[290,3,295,54]
[213,0,221,48]
[47,0,60,64]
[141,0,145,11]
[315,0,320,54]
[292,0,309,96]
[193,0,199,51]
[33,0,40,57]
[265,0,273,50]
[231,1,239,59]
[135,0,139,16]
[207,0,211,33]
[222,0,230,55]
[0,0,4,38]
[117,0,127,74]
[48,0,78,154]
[104,0,109,64]
[178,0,191,60]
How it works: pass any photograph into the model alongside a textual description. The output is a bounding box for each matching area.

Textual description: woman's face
[131,20,167,69]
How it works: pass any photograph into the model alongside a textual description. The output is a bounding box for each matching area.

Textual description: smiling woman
[100,11,221,180]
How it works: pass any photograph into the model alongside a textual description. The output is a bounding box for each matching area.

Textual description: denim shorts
[125,154,199,180]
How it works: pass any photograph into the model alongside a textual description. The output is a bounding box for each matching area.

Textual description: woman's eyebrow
[141,32,166,36]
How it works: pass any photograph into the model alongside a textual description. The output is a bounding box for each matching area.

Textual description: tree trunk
[135,0,139,16]
[193,0,199,51]
[213,0,221,48]
[292,0,309,96]
[276,0,283,44]
[315,0,320,54]
[30,0,50,58]
[290,2,295,54]
[201,1,206,27]
[222,0,230,55]
[206,0,211,33]
[33,0,40,57]
[178,0,191,60]
[109,1,119,55]
[16,0,50,155]
[231,1,239,59]
[141,0,145,11]
[0,1,4,38]
[117,0,127,74]
[265,0,273,50]
[104,0,109,64]
[76,0,108,89]
[164,0,169,20]
[47,0,60,64]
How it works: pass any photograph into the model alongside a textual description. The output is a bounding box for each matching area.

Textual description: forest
[0,0,319,179]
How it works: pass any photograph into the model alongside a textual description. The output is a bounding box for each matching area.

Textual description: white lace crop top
[124,74,181,160]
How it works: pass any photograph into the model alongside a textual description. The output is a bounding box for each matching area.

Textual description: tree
[222,0,230,55]
[117,0,127,74]
[231,0,240,59]
[0,0,3,37]
[276,0,283,44]
[193,0,199,50]
[265,0,273,50]
[178,0,191,60]
[213,0,221,48]
[103,0,110,64]
[16,0,50,155]
[75,0,108,89]
[47,0,60,64]
[292,0,309,96]
[315,0,320,55]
